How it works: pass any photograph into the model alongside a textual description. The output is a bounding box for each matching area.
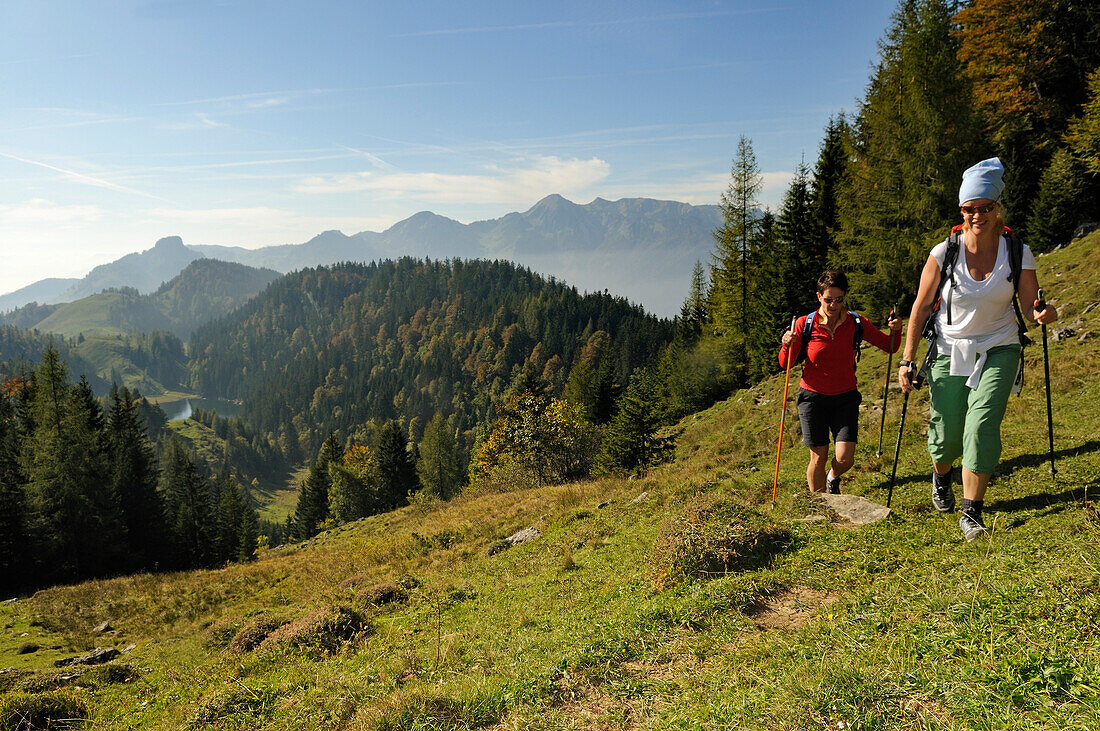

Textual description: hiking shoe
[959,511,988,542]
[932,470,955,513]
[826,474,841,494]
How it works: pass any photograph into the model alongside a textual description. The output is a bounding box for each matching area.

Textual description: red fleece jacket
[778,313,900,395]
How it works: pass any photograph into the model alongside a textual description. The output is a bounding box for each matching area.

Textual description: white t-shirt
[930,235,1035,387]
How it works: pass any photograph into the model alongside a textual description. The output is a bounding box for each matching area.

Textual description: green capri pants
[927,344,1021,475]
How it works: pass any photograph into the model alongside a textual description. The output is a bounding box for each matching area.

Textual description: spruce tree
[599,370,669,472]
[810,115,852,255]
[838,0,985,315]
[21,347,125,583]
[215,474,244,564]
[237,482,260,562]
[106,384,165,571]
[0,383,29,594]
[160,435,217,569]
[292,431,341,539]
[375,420,417,510]
[711,136,763,334]
[416,413,463,500]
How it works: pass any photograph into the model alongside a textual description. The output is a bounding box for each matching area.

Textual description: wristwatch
[898,359,914,368]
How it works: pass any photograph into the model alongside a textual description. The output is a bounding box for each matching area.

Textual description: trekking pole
[772,316,799,508]
[887,361,917,508]
[876,304,898,457]
[1038,288,1056,479]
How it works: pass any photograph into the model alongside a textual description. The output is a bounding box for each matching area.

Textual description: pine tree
[237,482,260,562]
[375,420,417,510]
[711,136,763,333]
[838,0,985,315]
[160,435,217,569]
[215,474,244,564]
[0,381,29,594]
[599,370,670,472]
[106,384,165,571]
[292,431,341,539]
[810,115,852,254]
[21,346,125,583]
[416,413,463,500]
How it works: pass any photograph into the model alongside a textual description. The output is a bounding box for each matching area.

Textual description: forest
[1,0,1098,595]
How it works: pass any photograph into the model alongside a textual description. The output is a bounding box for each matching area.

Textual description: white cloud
[294,155,611,204]
[0,198,104,226]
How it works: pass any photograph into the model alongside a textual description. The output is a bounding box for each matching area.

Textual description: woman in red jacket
[779,271,901,493]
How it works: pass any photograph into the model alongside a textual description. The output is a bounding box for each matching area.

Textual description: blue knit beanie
[958,157,1005,204]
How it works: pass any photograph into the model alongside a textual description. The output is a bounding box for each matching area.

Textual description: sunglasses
[821,296,845,305]
[960,203,997,216]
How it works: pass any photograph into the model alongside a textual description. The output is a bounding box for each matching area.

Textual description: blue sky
[0,0,898,296]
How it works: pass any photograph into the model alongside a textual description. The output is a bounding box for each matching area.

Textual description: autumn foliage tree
[471,392,597,487]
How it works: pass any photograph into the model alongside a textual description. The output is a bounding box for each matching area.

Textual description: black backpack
[796,310,864,369]
[924,224,1031,388]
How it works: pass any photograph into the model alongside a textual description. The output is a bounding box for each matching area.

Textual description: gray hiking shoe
[826,474,841,494]
[959,511,988,542]
[932,469,955,513]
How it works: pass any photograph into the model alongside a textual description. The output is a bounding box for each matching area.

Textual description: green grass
[2,232,1099,729]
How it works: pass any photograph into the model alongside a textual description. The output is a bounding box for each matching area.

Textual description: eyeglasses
[821,296,845,305]
[960,203,997,216]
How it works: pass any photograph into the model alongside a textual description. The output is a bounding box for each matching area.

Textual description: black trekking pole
[886,362,915,509]
[1038,288,1056,479]
[876,304,898,457]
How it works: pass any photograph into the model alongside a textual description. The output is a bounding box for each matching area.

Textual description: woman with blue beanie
[898,158,1058,541]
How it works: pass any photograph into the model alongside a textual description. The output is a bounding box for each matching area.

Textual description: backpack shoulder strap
[939,227,963,327]
[798,311,815,364]
[850,312,863,367]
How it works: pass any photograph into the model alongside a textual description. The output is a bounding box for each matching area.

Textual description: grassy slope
[2,234,1099,730]
[165,419,303,521]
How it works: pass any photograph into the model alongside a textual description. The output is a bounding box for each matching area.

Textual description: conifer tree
[216,474,244,564]
[160,435,217,569]
[955,0,1100,227]
[237,482,260,562]
[106,384,165,571]
[416,412,463,500]
[810,115,852,254]
[711,136,763,334]
[1027,148,1097,252]
[838,0,985,315]
[599,370,670,472]
[292,431,341,539]
[21,347,124,582]
[0,382,29,594]
[329,443,380,522]
[1067,69,1100,176]
[375,420,418,510]
[776,162,822,314]
[677,261,709,343]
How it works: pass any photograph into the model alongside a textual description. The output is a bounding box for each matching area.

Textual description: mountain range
[0,196,721,318]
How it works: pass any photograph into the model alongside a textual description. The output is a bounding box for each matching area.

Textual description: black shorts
[797,388,861,448]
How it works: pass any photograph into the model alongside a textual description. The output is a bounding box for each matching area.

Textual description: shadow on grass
[998,439,1100,477]
[866,439,1100,509]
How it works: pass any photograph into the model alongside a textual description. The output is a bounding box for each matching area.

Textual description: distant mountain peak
[153,236,186,250]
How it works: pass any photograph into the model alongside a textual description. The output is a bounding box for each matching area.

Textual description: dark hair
[816,270,849,294]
